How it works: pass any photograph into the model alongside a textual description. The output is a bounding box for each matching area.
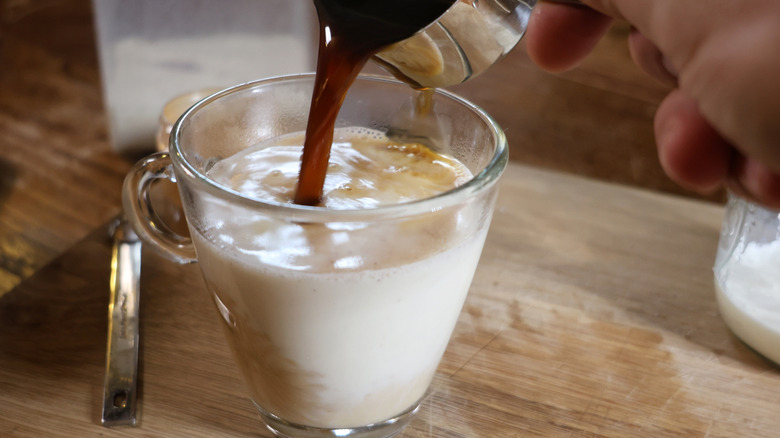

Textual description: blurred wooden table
[4,1,771,438]
[1,0,131,294]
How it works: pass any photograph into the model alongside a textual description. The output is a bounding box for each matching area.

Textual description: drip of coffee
[294,0,454,205]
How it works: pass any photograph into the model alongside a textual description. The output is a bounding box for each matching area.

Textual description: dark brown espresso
[294,0,454,205]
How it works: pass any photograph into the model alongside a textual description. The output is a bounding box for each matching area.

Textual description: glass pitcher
[373,0,581,89]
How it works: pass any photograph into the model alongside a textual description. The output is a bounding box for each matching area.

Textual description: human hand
[525,0,780,209]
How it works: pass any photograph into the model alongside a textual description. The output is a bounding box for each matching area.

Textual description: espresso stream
[295,0,454,205]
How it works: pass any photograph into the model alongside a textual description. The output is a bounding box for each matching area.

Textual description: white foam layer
[207,128,472,210]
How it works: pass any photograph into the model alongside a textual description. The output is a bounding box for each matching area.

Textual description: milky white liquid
[714,240,780,364]
[191,129,490,427]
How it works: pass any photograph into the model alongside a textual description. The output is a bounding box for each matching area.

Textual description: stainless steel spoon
[102,216,142,427]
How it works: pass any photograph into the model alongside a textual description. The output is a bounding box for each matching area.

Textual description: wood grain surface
[0,0,132,294]
[2,163,779,437]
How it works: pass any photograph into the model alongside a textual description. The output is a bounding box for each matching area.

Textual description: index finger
[526,2,613,72]
[575,0,732,70]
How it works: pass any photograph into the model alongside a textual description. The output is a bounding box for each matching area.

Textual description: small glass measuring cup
[373,0,582,88]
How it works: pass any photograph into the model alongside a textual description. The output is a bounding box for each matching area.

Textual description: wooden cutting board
[2,164,779,437]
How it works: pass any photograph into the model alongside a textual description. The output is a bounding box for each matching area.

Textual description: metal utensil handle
[102,217,142,427]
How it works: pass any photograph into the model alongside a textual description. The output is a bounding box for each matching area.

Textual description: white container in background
[92,0,317,153]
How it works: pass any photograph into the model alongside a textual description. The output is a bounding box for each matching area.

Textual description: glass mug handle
[122,152,197,264]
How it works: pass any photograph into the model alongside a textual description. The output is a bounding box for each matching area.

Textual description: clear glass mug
[123,74,507,437]
[714,193,780,365]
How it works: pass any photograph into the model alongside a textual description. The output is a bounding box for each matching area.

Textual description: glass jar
[155,89,221,152]
[714,193,780,364]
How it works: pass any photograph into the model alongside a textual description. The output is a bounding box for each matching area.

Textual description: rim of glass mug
[168,73,508,223]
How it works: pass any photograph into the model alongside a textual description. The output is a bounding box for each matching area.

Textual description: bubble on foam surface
[337,126,387,141]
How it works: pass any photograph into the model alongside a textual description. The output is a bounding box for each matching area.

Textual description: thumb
[576,0,733,73]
